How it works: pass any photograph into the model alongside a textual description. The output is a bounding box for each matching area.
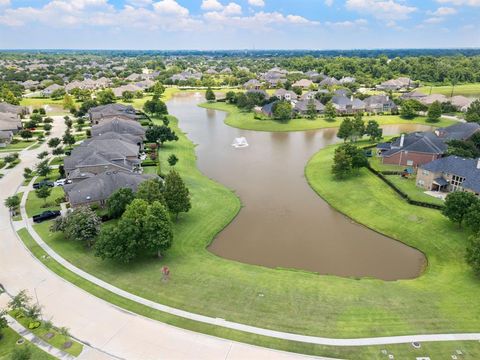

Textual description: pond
[167,93,427,281]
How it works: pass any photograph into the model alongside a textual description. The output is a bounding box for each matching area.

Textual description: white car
[54,179,71,187]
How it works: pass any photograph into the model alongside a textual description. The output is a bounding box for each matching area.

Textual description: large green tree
[337,118,353,142]
[443,191,479,228]
[35,186,51,206]
[51,206,101,248]
[145,125,178,145]
[4,195,20,216]
[466,234,480,277]
[273,101,292,121]
[163,170,191,220]
[365,120,383,141]
[465,99,480,123]
[205,87,216,102]
[324,101,336,122]
[96,89,116,105]
[427,101,442,123]
[107,188,135,219]
[136,179,165,205]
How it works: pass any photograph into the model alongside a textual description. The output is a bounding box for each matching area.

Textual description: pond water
[168,93,428,280]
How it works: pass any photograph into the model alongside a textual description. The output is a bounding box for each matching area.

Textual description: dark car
[32,180,54,189]
[33,210,61,223]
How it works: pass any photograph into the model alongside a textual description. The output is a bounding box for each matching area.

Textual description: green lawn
[418,83,480,97]
[368,155,406,172]
[25,186,64,218]
[0,140,37,152]
[200,102,455,132]
[385,175,445,206]
[9,311,83,356]
[0,327,55,360]
[16,115,480,358]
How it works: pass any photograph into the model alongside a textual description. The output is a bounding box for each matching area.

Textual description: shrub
[28,321,41,329]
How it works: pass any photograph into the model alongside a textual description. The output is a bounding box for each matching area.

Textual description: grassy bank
[199,102,456,132]
[418,83,480,97]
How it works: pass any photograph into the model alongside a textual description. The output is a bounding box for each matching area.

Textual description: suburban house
[300,91,317,101]
[339,76,356,84]
[260,102,277,117]
[305,71,322,81]
[0,112,22,133]
[111,84,142,98]
[243,79,262,90]
[376,77,414,91]
[363,95,398,113]
[379,123,480,167]
[91,119,146,138]
[294,99,325,115]
[78,137,140,161]
[88,104,138,125]
[261,68,287,87]
[274,89,298,101]
[64,171,156,208]
[84,131,144,150]
[0,130,13,147]
[400,91,427,101]
[332,95,365,114]
[0,102,29,116]
[450,95,474,112]
[41,84,63,97]
[419,94,448,106]
[170,70,202,82]
[416,156,480,196]
[246,89,269,99]
[319,76,340,87]
[292,79,314,89]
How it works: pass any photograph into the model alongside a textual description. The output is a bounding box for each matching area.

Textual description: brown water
[168,93,427,280]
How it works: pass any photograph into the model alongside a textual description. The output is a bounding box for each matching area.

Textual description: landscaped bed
[0,327,55,360]
[199,101,456,132]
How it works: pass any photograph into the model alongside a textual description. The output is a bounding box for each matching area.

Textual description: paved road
[0,116,331,359]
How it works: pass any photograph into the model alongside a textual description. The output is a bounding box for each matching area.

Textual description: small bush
[28,321,41,329]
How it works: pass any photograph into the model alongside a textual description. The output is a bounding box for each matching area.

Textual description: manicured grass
[0,140,37,152]
[200,102,456,132]
[9,310,83,356]
[368,155,406,172]
[25,186,64,218]
[385,175,445,206]
[0,327,55,360]
[418,83,480,97]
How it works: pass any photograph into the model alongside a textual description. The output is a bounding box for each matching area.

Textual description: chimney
[386,95,389,101]
[400,134,405,148]
[350,95,354,102]
[477,158,480,170]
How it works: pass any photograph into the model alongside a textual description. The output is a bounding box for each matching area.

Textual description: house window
[418,180,425,186]
[407,160,414,166]
[451,174,465,192]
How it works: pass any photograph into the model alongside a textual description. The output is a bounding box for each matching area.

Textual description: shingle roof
[64,171,156,206]
[421,156,480,193]
[435,122,480,141]
[91,119,146,138]
[382,132,447,157]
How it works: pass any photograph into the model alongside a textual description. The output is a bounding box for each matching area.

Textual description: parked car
[32,210,61,223]
[32,180,54,189]
[54,179,72,187]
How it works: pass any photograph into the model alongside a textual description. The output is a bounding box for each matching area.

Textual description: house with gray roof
[416,156,480,195]
[243,79,262,90]
[91,119,146,138]
[88,103,138,125]
[64,171,156,208]
[376,77,414,91]
[84,131,144,150]
[294,99,325,115]
[0,130,13,147]
[0,102,28,116]
[332,95,365,114]
[0,112,22,133]
[363,95,398,114]
[41,84,64,97]
[274,89,298,101]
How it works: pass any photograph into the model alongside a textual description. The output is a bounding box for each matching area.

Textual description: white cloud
[224,2,242,15]
[437,0,480,5]
[201,0,223,11]
[346,0,417,20]
[0,0,11,6]
[424,17,444,23]
[428,6,457,16]
[325,0,334,6]
[153,0,189,16]
[126,0,153,6]
[326,18,367,28]
[248,0,265,6]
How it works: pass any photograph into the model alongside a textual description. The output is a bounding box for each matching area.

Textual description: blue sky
[0,0,479,49]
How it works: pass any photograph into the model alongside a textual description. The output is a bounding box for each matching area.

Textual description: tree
[332,146,352,179]
[37,151,49,160]
[306,99,317,120]
[97,89,116,105]
[143,96,168,116]
[35,186,51,206]
[351,113,365,142]
[442,191,479,228]
[24,304,42,321]
[107,188,135,219]
[8,290,31,312]
[136,179,165,205]
[48,137,61,148]
[64,117,73,129]
[36,160,51,178]
[0,309,7,338]
[152,82,165,96]
[163,170,191,220]
[4,195,20,216]
[427,101,442,123]
[145,125,178,145]
[62,94,76,111]
[337,118,353,142]
[225,91,236,104]
[51,207,101,248]
[205,87,216,102]
[122,91,134,102]
[52,146,64,156]
[168,154,178,166]
[43,123,52,132]
[18,130,33,141]
[324,100,336,122]
[273,101,292,121]
[400,100,417,119]
[95,199,173,262]
[466,99,480,123]
[51,88,66,100]
[365,120,383,141]
[23,167,33,180]
[62,130,76,147]
[465,201,480,233]
[466,234,480,277]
